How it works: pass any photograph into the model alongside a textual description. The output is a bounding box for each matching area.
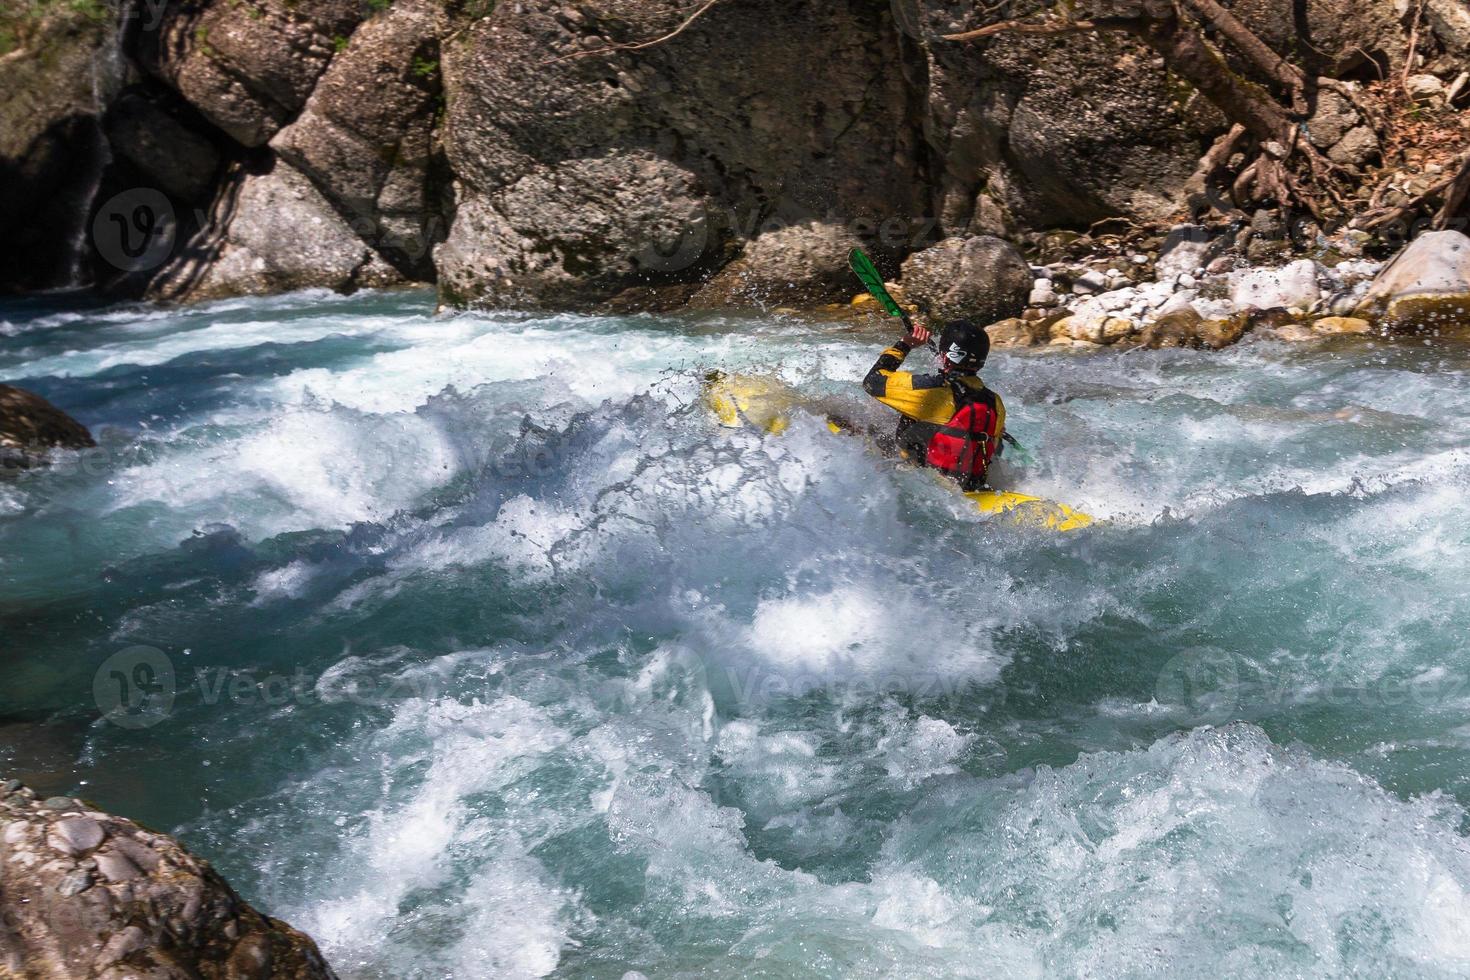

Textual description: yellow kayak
[703,373,1095,531]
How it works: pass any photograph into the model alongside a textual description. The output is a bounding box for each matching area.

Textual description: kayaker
[862,318,1005,491]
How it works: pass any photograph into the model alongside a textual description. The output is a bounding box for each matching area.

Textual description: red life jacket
[925,379,1001,490]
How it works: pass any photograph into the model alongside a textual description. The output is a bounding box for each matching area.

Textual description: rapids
[3,288,1470,978]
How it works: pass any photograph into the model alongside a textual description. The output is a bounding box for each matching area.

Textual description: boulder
[137,0,365,147]
[898,236,1031,324]
[0,780,336,978]
[689,221,865,308]
[0,385,95,469]
[102,91,223,204]
[270,0,446,281]
[1230,260,1322,311]
[433,0,923,309]
[1229,0,1402,75]
[1425,0,1470,58]
[1354,230,1470,331]
[149,161,405,301]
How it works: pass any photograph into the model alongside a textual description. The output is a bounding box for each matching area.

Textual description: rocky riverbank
[0,779,336,979]
[1,0,1467,322]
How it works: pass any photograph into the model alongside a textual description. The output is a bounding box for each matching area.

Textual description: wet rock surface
[0,779,337,980]
[0,385,95,470]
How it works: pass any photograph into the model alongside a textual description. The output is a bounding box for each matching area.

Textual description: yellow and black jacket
[863,339,1006,487]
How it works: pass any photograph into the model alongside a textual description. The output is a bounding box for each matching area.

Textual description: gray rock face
[434,0,924,309]
[271,0,446,281]
[1231,0,1402,75]
[151,161,406,302]
[137,0,364,148]
[0,780,337,979]
[0,0,1429,309]
[899,236,1032,324]
[0,6,117,292]
[0,385,95,469]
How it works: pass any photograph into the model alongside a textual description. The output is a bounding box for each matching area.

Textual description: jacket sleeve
[863,341,956,424]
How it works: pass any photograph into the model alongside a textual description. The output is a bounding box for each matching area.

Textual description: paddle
[847,247,1032,464]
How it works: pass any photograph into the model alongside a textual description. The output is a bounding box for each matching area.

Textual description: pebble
[1,780,22,795]
[95,850,142,883]
[42,797,80,812]
[112,836,162,872]
[56,869,93,897]
[48,817,104,856]
[1178,273,1197,288]
[1073,271,1108,294]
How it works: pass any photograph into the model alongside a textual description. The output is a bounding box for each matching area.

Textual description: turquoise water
[3,288,1470,978]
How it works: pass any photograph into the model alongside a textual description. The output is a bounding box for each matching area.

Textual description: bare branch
[941,16,1140,43]
[542,0,724,66]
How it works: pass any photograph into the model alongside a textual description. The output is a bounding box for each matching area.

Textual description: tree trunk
[1129,14,1296,148]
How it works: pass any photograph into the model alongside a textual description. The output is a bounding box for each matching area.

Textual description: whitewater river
[3,288,1470,978]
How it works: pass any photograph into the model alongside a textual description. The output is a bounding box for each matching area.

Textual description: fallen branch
[541,0,723,65]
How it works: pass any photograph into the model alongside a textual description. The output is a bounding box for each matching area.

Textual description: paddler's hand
[901,323,930,347]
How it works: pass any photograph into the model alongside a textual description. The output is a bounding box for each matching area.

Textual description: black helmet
[937,319,989,372]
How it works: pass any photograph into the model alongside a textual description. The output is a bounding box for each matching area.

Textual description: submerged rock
[899,237,1031,325]
[1355,230,1470,331]
[0,385,94,469]
[0,779,337,979]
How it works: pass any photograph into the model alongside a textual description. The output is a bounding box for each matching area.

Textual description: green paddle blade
[848,248,908,324]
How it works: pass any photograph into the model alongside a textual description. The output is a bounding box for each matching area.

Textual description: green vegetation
[333,34,350,53]
[412,56,438,79]
[366,0,391,12]
[0,0,113,56]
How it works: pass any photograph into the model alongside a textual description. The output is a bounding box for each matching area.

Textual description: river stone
[0,778,336,978]
[1355,230,1470,331]
[1425,0,1470,57]
[1230,260,1322,311]
[49,817,105,856]
[55,869,93,897]
[899,237,1031,324]
[94,849,142,883]
[1313,316,1373,334]
[1156,226,1227,279]
[1328,126,1381,168]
